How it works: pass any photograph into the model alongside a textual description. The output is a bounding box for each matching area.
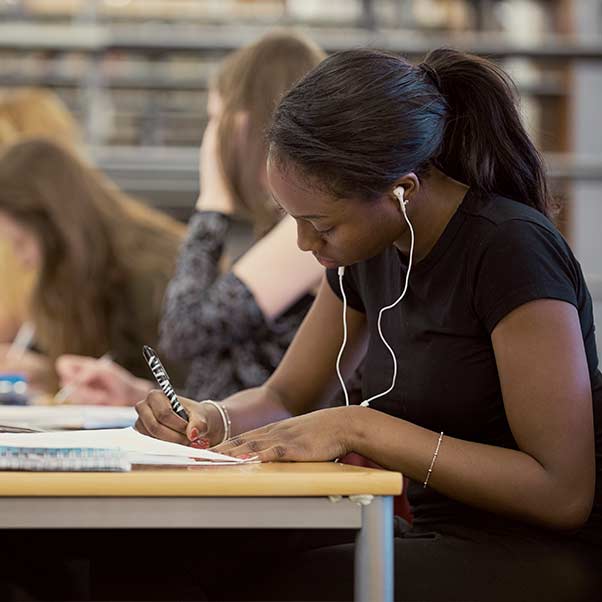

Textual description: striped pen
[142,345,189,421]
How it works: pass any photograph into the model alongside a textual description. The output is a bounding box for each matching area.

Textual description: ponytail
[422,48,551,216]
[268,48,552,216]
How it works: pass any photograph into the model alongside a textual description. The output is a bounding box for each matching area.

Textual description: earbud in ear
[393,186,408,211]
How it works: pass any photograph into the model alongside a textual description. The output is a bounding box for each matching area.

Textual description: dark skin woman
[135,48,601,601]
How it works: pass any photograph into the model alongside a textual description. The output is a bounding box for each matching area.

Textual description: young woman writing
[135,48,601,600]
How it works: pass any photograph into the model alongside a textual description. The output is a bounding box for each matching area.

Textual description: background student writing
[135,48,601,601]
[0,88,81,345]
[0,138,186,394]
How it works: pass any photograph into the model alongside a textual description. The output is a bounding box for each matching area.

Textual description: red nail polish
[239,454,254,460]
[191,437,210,449]
[189,427,199,441]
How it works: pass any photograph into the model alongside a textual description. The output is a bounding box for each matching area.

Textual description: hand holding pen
[137,346,232,449]
[142,345,189,421]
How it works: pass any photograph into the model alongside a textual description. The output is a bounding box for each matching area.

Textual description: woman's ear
[389,173,420,213]
[392,174,419,201]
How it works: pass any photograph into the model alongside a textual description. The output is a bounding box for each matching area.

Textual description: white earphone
[336,185,415,407]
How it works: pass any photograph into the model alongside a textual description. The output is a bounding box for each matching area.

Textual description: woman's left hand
[212,406,354,462]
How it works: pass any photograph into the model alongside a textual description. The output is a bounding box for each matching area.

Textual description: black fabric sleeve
[472,219,580,334]
[326,266,366,313]
[159,211,267,360]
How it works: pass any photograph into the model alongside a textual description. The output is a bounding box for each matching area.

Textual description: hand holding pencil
[55,354,150,406]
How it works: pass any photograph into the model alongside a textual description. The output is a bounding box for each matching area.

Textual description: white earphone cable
[336,189,415,408]
[335,266,350,406]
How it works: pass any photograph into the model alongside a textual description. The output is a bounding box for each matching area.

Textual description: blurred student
[57,31,327,405]
[0,88,81,344]
[0,139,185,393]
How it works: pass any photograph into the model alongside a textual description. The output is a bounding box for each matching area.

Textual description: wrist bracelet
[200,400,231,444]
[423,431,444,488]
[220,403,232,440]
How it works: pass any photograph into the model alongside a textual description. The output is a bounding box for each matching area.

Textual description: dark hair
[268,47,552,216]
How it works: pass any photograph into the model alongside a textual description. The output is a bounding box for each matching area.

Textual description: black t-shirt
[326,188,602,543]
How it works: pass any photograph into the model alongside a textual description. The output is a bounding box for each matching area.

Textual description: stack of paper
[0,405,137,431]
[0,427,249,466]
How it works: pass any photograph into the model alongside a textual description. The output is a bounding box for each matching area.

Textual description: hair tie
[417,62,442,92]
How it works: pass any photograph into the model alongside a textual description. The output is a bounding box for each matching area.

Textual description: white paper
[128,454,260,466]
[0,405,137,430]
[0,427,244,463]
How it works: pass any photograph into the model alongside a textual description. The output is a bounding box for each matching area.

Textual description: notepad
[0,446,131,472]
[0,427,251,467]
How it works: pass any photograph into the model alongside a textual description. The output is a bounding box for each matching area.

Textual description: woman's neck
[395,170,469,262]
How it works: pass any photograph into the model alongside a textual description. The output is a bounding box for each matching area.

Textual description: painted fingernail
[189,427,199,441]
[191,437,210,449]
[239,454,258,460]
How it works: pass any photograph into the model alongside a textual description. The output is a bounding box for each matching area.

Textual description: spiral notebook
[0,446,131,472]
[0,427,256,471]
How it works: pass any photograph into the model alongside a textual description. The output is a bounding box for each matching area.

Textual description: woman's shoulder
[461,189,557,233]
[459,190,574,268]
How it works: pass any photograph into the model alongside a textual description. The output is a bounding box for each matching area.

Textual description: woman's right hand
[134,390,225,448]
[55,354,152,406]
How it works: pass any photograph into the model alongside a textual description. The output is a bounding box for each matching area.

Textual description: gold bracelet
[423,431,444,488]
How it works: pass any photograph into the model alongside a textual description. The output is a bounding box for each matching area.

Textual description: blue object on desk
[0,374,29,406]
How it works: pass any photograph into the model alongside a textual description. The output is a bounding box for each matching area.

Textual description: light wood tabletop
[0,462,403,497]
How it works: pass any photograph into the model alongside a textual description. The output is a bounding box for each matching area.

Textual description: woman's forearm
[221,384,294,436]
[347,406,594,530]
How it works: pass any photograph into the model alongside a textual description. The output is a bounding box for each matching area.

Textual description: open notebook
[0,427,253,471]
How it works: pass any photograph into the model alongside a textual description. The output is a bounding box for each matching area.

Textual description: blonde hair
[0,138,184,373]
[0,88,81,150]
[214,30,325,237]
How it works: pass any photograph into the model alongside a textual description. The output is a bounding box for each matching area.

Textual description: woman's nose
[296,220,321,253]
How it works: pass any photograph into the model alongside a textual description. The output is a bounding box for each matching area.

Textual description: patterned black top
[159,211,314,401]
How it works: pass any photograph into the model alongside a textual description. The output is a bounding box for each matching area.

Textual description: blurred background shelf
[0,0,600,257]
[1,21,602,58]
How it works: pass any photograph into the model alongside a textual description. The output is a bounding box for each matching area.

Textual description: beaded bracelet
[200,400,231,444]
[423,431,444,488]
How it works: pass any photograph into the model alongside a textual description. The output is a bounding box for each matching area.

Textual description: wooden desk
[0,462,402,602]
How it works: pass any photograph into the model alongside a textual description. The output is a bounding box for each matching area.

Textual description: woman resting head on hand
[57,31,327,406]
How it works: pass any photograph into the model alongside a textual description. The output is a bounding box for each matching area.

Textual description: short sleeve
[326,267,366,313]
[472,219,579,333]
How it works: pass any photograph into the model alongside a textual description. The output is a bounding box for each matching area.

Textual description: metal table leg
[354,495,394,602]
